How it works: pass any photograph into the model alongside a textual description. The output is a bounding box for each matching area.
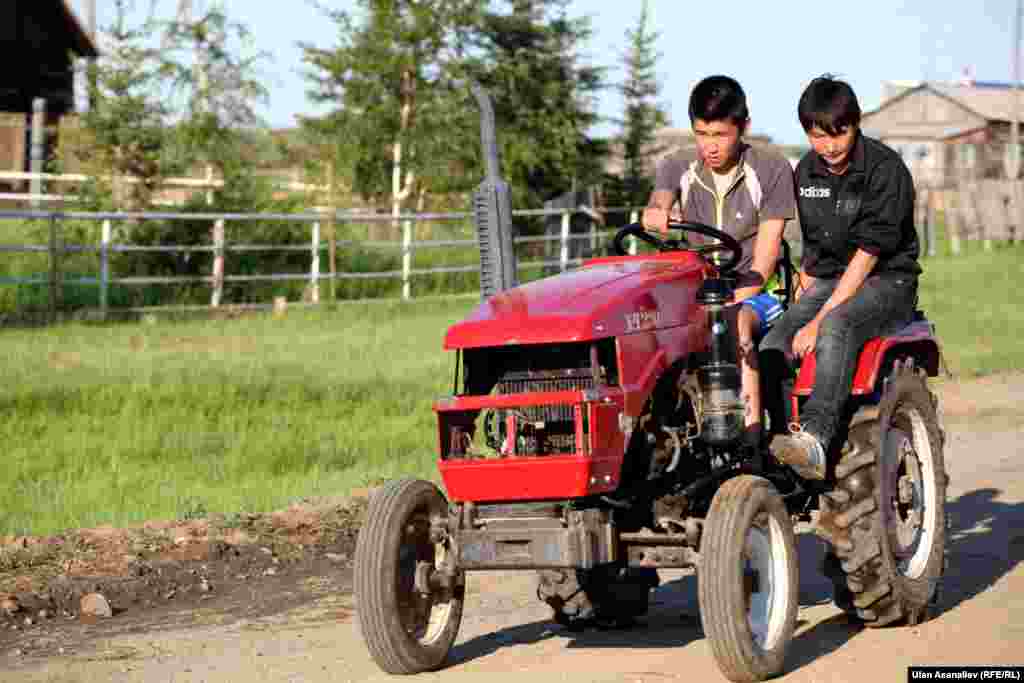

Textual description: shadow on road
[935,487,1024,616]
[449,487,1024,673]
[449,530,852,666]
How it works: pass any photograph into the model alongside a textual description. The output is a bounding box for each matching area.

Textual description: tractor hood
[444,253,709,349]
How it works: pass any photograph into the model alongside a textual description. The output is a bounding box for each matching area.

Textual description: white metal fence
[0,206,647,319]
[0,195,961,322]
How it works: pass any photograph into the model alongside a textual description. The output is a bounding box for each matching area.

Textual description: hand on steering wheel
[612,220,743,273]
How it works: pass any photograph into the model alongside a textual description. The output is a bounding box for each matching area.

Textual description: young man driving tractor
[643,75,795,448]
[762,75,922,479]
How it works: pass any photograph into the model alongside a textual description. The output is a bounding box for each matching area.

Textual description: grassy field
[917,239,1024,377]
[0,299,477,536]
[1,239,1023,536]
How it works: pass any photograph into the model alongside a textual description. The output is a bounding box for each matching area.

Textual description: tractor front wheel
[354,479,464,674]
[698,475,799,682]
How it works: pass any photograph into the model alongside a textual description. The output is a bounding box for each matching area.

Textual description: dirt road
[8,373,1024,683]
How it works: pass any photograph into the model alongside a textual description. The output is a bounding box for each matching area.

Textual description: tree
[59,0,271,211]
[465,0,608,211]
[616,0,668,208]
[58,0,171,211]
[299,0,483,240]
[300,0,609,238]
[157,3,271,191]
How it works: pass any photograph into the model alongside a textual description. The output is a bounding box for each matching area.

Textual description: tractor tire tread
[813,363,947,629]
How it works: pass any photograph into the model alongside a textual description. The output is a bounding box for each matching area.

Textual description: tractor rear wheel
[698,475,799,682]
[354,479,464,674]
[816,360,948,626]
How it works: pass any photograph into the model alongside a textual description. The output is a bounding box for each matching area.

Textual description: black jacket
[795,132,921,280]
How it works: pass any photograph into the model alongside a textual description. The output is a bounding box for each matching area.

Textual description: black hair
[798,74,861,135]
[688,75,749,126]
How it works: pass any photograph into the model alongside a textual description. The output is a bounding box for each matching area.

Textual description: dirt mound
[0,496,369,659]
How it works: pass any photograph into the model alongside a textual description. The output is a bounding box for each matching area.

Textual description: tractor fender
[616,321,706,416]
[793,319,942,397]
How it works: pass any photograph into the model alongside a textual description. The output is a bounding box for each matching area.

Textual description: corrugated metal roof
[861,121,983,140]
[928,82,1023,122]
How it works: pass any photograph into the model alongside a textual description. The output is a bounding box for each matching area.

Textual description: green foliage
[299,0,609,229]
[59,0,173,211]
[615,0,669,207]
[57,1,271,215]
[157,5,271,177]
[299,0,483,209]
[462,0,608,212]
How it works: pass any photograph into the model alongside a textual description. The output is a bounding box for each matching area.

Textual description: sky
[69,0,1018,147]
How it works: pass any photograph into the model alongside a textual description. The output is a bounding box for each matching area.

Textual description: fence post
[48,213,59,323]
[310,221,321,304]
[211,219,225,307]
[402,218,413,300]
[99,219,111,318]
[327,211,338,303]
[560,210,570,271]
[628,209,639,255]
[917,190,931,258]
[205,165,214,206]
[589,208,597,256]
[947,191,962,255]
[30,98,46,210]
[926,194,936,258]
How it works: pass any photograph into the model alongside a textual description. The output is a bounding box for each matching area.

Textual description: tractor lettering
[625,309,661,332]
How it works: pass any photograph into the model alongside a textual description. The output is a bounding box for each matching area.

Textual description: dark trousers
[758,275,918,447]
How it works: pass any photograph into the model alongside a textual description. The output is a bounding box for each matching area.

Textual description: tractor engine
[484,365,596,457]
[444,339,617,461]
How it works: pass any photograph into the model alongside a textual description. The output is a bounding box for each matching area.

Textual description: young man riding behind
[643,75,796,447]
[762,75,922,479]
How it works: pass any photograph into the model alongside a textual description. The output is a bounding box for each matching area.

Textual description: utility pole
[86,0,96,38]
[76,0,98,113]
[1011,0,1023,240]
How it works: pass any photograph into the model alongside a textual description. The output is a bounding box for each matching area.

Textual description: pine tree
[465,0,607,211]
[617,0,668,207]
[299,0,482,239]
[158,3,271,192]
[58,0,171,211]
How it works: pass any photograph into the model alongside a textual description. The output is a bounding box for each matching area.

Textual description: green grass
[0,299,476,536]
[917,239,1024,377]
[1,237,1022,536]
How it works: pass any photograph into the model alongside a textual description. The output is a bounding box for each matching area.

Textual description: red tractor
[353,219,948,682]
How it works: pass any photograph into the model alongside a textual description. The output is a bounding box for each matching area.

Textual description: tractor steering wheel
[612,221,743,273]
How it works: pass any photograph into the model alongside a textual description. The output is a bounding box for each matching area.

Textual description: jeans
[758,275,918,448]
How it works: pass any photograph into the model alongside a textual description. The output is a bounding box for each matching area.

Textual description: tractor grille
[496,369,594,423]
[485,368,593,456]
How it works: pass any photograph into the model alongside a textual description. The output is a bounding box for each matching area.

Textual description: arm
[734,217,785,302]
[642,190,676,233]
[642,157,687,234]
[735,157,796,301]
[791,249,877,357]
[794,268,816,302]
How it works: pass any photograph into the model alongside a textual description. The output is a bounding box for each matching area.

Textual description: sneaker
[770,425,827,480]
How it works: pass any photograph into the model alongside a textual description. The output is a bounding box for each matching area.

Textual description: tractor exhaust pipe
[696,277,745,446]
[470,82,518,301]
